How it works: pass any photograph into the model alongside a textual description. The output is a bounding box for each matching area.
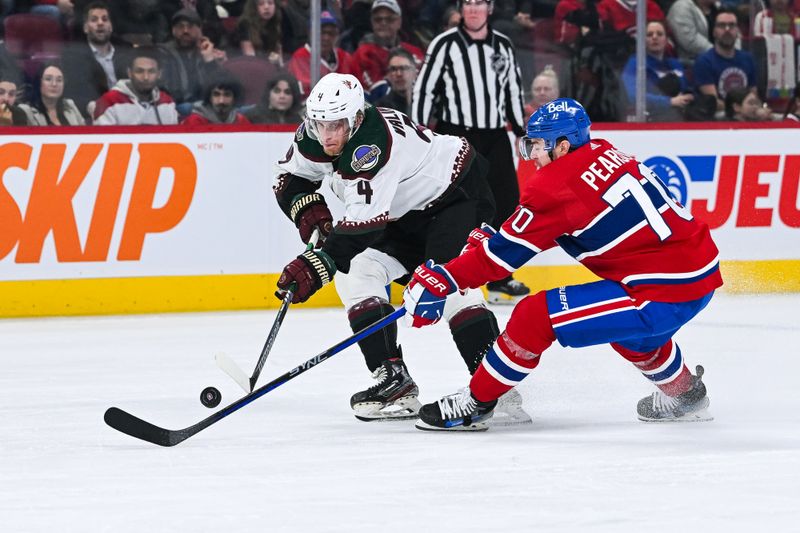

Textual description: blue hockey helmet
[519,98,592,159]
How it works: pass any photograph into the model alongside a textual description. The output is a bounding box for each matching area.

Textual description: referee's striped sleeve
[412,30,452,126]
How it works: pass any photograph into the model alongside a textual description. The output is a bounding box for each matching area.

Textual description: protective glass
[518,137,546,161]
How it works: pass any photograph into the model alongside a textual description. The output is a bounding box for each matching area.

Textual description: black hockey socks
[449,305,500,374]
[348,297,402,372]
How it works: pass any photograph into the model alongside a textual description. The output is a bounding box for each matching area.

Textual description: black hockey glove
[276,249,337,304]
[290,193,333,244]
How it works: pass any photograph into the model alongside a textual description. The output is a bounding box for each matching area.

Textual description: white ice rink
[2,293,799,532]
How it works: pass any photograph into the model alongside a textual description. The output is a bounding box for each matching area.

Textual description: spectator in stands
[0,71,27,126]
[622,20,694,122]
[93,46,178,125]
[694,9,756,112]
[217,0,246,18]
[182,73,250,125]
[351,0,423,92]
[374,47,418,115]
[287,10,355,98]
[108,0,170,45]
[753,0,799,38]
[667,0,717,63]
[281,0,312,55]
[244,72,302,124]
[598,0,664,36]
[235,0,283,65]
[554,0,588,48]
[18,62,85,125]
[31,0,75,23]
[159,8,226,115]
[724,86,774,121]
[61,1,131,119]
[524,65,560,117]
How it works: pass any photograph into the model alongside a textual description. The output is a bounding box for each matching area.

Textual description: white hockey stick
[214,352,252,393]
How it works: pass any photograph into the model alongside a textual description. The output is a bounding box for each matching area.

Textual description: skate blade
[638,408,714,423]
[415,419,489,432]
[486,408,533,427]
[353,396,421,422]
[487,292,525,305]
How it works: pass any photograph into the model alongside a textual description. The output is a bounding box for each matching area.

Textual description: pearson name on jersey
[446,138,723,303]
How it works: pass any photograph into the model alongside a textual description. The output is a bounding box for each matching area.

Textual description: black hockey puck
[200,386,222,408]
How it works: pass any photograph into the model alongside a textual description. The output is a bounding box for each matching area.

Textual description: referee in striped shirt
[411,0,530,302]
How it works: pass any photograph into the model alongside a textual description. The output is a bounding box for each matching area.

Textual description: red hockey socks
[470,292,556,402]
[611,339,693,397]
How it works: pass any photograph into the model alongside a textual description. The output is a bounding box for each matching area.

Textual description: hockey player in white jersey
[273,73,501,421]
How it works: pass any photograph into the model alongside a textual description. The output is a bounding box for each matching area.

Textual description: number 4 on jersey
[357,180,373,204]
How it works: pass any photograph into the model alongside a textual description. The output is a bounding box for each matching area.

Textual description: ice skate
[486,278,530,305]
[415,388,497,431]
[350,358,421,421]
[487,388,532,427]
[638,365,713,422]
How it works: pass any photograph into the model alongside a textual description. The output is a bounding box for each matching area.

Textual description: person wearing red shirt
[182,75,250,125]
[287,10,356,98]
[351,0,423,91]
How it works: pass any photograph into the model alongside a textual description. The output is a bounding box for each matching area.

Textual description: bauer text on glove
[402,260,458,327]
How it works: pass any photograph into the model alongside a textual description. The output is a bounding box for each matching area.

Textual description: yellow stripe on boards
[0,274,342,318]
[1,259,798,318]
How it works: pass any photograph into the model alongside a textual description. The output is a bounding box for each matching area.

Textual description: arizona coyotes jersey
[447,138,723,303]
[274,105,474,270]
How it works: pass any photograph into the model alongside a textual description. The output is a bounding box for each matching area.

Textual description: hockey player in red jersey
[403,98,723,431]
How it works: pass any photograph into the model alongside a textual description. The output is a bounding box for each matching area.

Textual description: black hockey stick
[216,231,320,392]
[104,307,406,447]
[215,287,293,393]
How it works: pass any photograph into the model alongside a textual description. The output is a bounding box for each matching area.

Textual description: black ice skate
[350,358,421,421]
[637,365,713,422]
[415,388,498,431]
[486,278,530,305]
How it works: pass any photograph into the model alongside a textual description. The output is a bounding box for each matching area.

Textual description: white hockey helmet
[305,73,365,140]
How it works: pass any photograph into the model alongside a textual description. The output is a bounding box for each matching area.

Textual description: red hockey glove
[402,260,459,328]
[461,223,496,255]
[290,193,333,244]
[276,249,337,303]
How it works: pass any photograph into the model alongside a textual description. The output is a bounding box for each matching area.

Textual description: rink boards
[1,123,798,317]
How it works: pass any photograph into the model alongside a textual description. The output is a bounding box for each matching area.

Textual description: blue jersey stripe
[486,233,538,270]
[485,348,529,383]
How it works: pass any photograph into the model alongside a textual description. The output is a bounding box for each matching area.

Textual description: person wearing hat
[287,10,356,98]
[351,0,423,91]
[157,7,226,115]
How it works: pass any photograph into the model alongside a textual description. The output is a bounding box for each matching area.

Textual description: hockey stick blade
[215,232,317,392]
[214,352,251,393]
[104,307,406,447]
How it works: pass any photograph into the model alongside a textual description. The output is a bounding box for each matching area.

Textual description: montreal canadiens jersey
[274,105,473,235]
[447,138,723,303]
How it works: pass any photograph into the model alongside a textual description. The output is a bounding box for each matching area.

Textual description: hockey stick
[215,231,320,392]
[104,307,406,447]
[215,288,293,393]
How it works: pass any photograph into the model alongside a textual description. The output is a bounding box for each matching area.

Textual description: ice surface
[2,294,799,532]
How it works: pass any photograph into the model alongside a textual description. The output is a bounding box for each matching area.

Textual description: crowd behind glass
[0,0,798,127]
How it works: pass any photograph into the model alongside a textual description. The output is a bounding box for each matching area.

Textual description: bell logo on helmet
[546,100,575,114]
